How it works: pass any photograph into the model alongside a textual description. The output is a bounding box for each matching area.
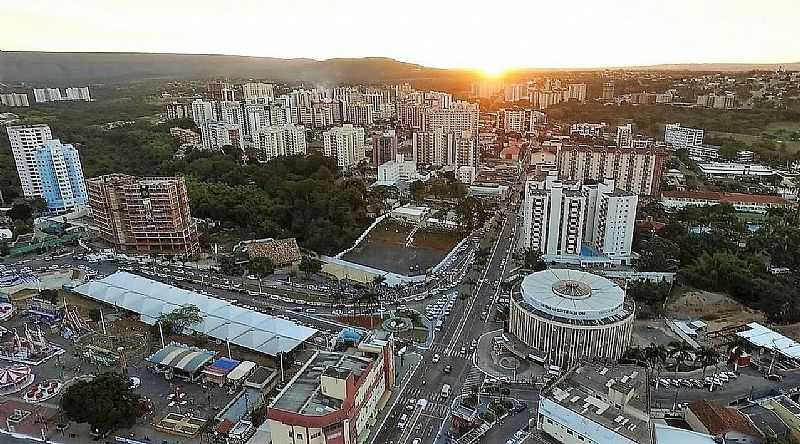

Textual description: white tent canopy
[72,271,317,356]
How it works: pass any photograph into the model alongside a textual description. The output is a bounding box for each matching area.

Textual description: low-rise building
[377,154,417,183]
[685,400,762,444]
[538,365,651,444]
[266,333,395,444]
[697,162,774,177]
[661,191,791,214]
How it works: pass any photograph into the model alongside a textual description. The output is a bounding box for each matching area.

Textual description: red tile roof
[688,400,761,437]
[662,191,789,205]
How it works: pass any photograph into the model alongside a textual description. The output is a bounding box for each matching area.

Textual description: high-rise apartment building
[426,101,479,134]
[242,82,275,100]
[200,121,242,151]
[33,87,91,102]
[191,99,217,126]
[412,129,447,166]
[207,80,234,101]
[522,174,586,257]
[6,124,53,198]
[567,83,587,102]
[664,123,704,149]
[583,180,638,261]
[64,87,92,101]
[372,130,398,167]
[165,102,192,120]
[218,101,244,125]
[86,175,199,256]
[616,124,633,148]
[502,108,528,133]
[554,143,668,196]
[33,88,62,103]
[396,103,429,129]
[35,140,88,213]
[0,93,30,107]
[256,124,307,162]
[323,124,366,170]
[345,103,374,126]
[601,82,615,99]
[521,173,637,263]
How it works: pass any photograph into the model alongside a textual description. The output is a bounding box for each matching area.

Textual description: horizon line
[2,49,800,72]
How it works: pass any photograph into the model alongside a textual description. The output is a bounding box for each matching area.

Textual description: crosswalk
[427,342,474,358]
[461,366,485,395]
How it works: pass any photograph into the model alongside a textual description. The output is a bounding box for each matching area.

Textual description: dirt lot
[342,220,463,276]
[666,288,765,331]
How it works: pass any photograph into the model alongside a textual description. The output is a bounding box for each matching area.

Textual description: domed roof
[519,269,625,321]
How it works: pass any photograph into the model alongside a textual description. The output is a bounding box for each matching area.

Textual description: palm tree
[696,346,720,378]
[644,343,668,389]
[668,340,693,376]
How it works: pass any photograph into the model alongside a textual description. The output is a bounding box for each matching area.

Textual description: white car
[432,354,440,363]
[129,377,141,390]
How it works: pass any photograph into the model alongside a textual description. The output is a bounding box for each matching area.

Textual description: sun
[477,65,508,78]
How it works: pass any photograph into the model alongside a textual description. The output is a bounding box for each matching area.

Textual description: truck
[441,384,451,399]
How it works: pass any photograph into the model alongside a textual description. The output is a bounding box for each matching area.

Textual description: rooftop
[688,400,761,438]
[662,191,788,205]
[517,270,628,322]
[72,271,317,356]
[543,364,650,444]
[270,351,371,417]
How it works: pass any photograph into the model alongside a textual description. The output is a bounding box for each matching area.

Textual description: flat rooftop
[271,351,371,417]
[544,364,650,444]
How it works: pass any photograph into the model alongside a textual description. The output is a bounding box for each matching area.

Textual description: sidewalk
[365,351,423,444]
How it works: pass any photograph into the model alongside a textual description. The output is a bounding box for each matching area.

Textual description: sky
[3,0,800,72]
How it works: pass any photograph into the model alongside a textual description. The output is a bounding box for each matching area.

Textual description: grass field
[708,120,800,154]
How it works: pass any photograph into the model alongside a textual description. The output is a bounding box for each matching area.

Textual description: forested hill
[0,51,446,84]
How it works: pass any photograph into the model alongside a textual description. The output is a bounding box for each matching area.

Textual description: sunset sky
[3,0,799,71]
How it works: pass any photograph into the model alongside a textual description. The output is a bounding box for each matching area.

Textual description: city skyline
[4,0,800,74]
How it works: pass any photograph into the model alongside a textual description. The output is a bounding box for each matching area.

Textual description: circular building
[508,269,634,368]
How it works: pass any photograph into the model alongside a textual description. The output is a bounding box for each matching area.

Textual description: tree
[218,255,243,275]
[60,372,144,436]
[157,304,202,335]
[644,343,668,389]
[636,235,680,272]
[696,346,720,378]
[248,257,275,294]
[372,275,386,288]
[523,248,547,271]
[668,340,693,375]
[298,256,323,278]
[454,197,486,232]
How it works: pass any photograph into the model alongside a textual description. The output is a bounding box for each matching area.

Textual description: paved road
[372,160,527,444]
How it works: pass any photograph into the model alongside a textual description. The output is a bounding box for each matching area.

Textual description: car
[128,377,141,390]
[443,365,452,374]
[432,354,440,363]
[767,374,783,382]
[412,439,421,444]
[460,346,467,354]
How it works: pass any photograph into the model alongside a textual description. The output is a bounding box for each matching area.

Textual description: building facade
[664,123,704,149]
[0,93,30,107]
[256,124,307,162]
[323,124,366,170]
[266,334,395,444]
[7,124,54,198]
[35,140,88,214]
[509,270,634,368]
[86,175,199,256]
[372,130,398,167]
[554,143,668,196]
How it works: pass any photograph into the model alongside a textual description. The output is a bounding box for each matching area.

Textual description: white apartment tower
[6,124,54,197]
[242,83,275,100]
[567,83,587,102]
[583,180,638,261]
[521,173,638,263]
[503,109,527,133]
[664,123,704,149]
[256,124,307,162]
[191,99,217,126]
[323,124,366,169]
[218,101,244,125]
[522,174,586,257]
